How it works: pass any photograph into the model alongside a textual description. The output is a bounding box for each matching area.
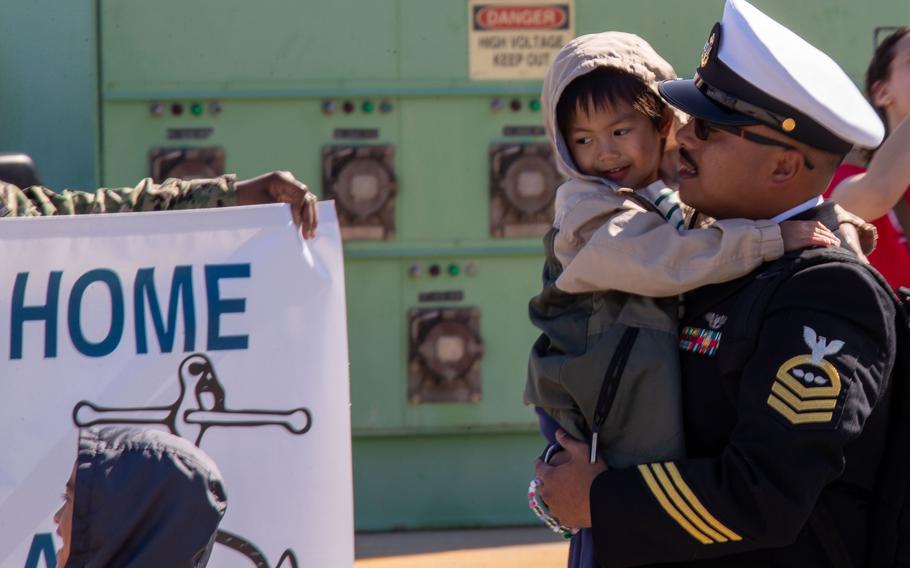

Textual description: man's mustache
[679,147,698,172]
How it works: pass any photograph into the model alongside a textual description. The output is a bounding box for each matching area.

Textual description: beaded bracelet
[528,478,577,539]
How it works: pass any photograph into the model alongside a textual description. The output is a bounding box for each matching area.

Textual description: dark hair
[866,27,910,127]
[556,67,667,141]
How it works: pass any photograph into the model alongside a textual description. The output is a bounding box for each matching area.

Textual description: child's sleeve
[554,196,783,296]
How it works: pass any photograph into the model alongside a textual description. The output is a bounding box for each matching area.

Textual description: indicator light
[510,99,522,112]
[190,102,204,116]
[208,101,223,115]
[379,99,394,113]
[408,264,421,278]
[171,103,184,116]
[322,100,337,115]
[428,264,441,277]
[342,101,355,114]
[149,102,164,117]
[529,99,541,111]
[362,100,375,113]
[447,263,461,276]
[490,98,503,111]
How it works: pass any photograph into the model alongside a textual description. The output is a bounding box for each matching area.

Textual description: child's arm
[827,115,910,221]
[555,196,835,297]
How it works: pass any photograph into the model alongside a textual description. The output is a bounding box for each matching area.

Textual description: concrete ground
[355,526,569,567]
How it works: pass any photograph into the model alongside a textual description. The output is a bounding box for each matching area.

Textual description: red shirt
[825,163,910,289]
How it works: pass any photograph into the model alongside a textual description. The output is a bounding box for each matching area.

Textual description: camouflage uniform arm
[0,175,237,217]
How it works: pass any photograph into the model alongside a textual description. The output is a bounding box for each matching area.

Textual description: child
[524,32,842,566]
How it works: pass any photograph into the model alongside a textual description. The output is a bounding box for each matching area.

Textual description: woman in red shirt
[826,27,910,289]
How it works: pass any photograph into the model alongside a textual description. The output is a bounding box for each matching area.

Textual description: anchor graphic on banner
[73,353,312,446]
[71,353,309,568]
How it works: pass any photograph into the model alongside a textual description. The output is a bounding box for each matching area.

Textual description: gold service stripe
[637,464,714,544]
[663,462,743,542]
[649,464,729,543]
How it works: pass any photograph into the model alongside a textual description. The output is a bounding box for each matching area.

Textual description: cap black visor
[658,79,756,126]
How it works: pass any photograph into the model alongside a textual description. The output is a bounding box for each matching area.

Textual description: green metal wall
[3,0,908,531]
[0,1,98,189]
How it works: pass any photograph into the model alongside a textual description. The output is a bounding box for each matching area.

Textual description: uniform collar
[770,196,823,223]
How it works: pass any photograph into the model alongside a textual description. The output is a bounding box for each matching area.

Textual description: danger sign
[469,0,574,80]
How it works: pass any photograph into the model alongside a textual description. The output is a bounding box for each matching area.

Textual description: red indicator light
[342,101,355,114]
[171,103,184,116]
[510,99,522,112]
[428,264,441,277]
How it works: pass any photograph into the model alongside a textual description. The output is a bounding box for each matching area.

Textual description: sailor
[534,1,897,565]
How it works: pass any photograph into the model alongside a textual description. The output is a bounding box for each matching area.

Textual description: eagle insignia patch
[767,326,844,425]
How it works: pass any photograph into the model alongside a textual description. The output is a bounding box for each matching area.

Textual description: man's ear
[770,150,802,184]
[870,79,892,109]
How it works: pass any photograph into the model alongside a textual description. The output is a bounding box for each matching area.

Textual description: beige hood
[541,32,684,182]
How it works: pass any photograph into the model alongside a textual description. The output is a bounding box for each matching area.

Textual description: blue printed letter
[68,269,125,357]
[205,264,250,351]
[25,533,56,568]
[11,271,61,359]
[134,266,196,354]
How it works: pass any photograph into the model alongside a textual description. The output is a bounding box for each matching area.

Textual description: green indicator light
[190,102,204,116]
[529,99,541,111]
[362,100,375,113]
[447,263,461,276]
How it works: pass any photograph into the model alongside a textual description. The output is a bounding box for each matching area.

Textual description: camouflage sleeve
[0,175,237,217]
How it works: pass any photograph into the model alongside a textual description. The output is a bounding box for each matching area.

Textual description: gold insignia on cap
[700,32,716,68]
[781,118,796,132]
[767,326,844,425]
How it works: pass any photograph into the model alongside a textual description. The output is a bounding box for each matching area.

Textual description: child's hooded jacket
[526,32,785,467]
[65,426,227,568]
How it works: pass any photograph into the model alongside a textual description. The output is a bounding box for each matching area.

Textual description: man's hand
[533,429,607,529]
[236,170,318,239]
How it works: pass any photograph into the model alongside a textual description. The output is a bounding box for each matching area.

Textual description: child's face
[564,98,666,188]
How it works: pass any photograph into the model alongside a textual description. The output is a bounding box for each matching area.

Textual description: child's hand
[780,220,840,252]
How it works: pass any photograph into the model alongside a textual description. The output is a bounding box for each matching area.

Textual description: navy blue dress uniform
[586,1,897,566]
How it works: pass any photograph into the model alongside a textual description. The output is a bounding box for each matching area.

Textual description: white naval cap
[659,0,885,153]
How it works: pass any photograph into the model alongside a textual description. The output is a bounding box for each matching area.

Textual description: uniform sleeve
[0,175,237,217]
[554,198,784,296]
[588,263,896,567]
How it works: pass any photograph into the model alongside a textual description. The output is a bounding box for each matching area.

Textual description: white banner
[0,202,353,567]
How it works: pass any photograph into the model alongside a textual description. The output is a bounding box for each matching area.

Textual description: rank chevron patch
[767,326,844,425]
